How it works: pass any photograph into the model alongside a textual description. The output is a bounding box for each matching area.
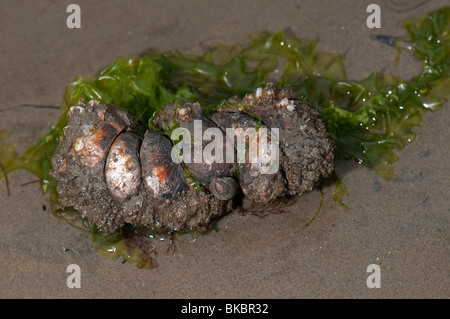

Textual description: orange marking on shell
[74,123,118,167]
[152,166,168,184]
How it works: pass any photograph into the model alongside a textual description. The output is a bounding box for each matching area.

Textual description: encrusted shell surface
[219,83,335,196]
[153,102,237,186]
[50,83,335,234]
[210,111,287,203]
[50,100,135,233]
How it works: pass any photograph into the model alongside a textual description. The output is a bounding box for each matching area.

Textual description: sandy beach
[0,0,448,298]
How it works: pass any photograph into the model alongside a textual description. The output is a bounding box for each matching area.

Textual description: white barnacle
[279,98,289,107]
[81,124,91,136]
[63,125,72,135]
[286,101,296,112]
[68,105,85,116]
[97,109,106,122]
[73,138,85,152]
[265,88,275,97]
[88,100,100,107]
[255,87,263,99]
[260,153,272,166]
[145,175,161,196]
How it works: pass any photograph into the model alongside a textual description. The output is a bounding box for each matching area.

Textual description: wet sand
[0,0,448,298]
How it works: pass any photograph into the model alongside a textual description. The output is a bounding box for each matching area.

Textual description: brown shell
[140,131,188,199]
[209,177,238,201]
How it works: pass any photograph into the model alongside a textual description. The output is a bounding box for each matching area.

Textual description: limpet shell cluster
[51,83,335,234]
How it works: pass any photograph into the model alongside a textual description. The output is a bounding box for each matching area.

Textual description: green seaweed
[1,7,449,267]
